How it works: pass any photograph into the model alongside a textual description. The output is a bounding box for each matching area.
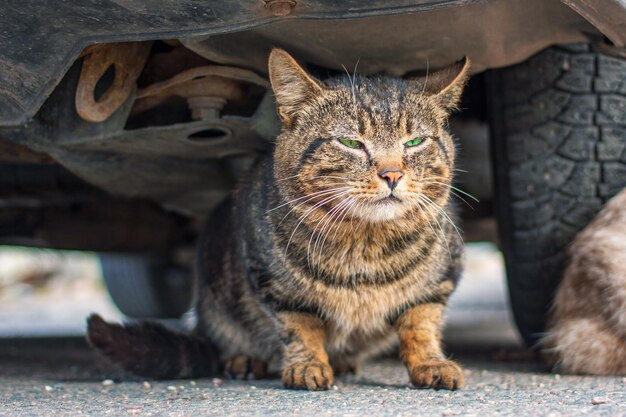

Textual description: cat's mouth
[353,193,408,222]
[375,194,403,204]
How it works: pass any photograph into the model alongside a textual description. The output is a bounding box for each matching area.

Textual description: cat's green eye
[404,137,424,148]
[339,137,364,149]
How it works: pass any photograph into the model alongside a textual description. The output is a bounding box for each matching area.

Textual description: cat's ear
[268,49,324,125]
[410,57,471,112]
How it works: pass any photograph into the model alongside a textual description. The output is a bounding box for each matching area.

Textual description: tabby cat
[88,49,471,391]
[543,188,626,375]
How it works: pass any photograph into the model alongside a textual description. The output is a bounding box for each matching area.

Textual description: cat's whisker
[337,198,367,269]
[306,206,333,270]
[331,198,364,270]
[309,202,340,265]
[348,200,366,267]
[284,191,352,258]
[312,195,354,263]
[447,191,475,210]
[419,194,463,242]
[420,182,475,209]
[338,199,362,258]
[421,180,479,203]
[335,197,358,241]
[409,198,440,244]
[417,56,430,103]
[414,195,452,259]
[275,174,349,182]
[308,175,351,181]
[268,186,350,214]
[279,186,355,224]
[341,59,360,120]
[298,196,346,258]
[286,191,349,249]
[353,58,361,83]
[313,197,352,262]
[279,188,351,226]
[316,196,355,265]
[270,187,343,211]
[354,198,374,234]
[274,173,302,182]
[307,194,353,268]
[278,188,354,231]
[414,196,448,241]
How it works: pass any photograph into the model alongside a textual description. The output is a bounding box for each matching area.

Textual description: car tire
[488,44,626,347]
[99,254,193,319]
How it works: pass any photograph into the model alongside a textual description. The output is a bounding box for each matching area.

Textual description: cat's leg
[395,303,463,390]
[223,355,269,380]
[278,312,333,390]
[330,355,360,376]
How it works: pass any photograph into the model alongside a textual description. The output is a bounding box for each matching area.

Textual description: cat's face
[269,49,470,223]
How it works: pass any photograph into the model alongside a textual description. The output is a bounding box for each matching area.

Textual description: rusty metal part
[561,0,626,48]
[187,96,227,121]
[136,65,269,97]
[591,36,626,60]
[140,46,211,86]
[2,60,278,220]
[133,65,269,115]
[76,42,152,123]
[133,76,242,115]
[265,0,297,16]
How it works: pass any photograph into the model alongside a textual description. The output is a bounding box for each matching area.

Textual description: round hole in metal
[187,128,230,142]
[94,64,116,102]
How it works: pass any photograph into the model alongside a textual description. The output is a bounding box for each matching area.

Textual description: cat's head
[269,49,470,223]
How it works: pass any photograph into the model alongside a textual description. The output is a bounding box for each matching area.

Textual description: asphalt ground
[0,337,624,417]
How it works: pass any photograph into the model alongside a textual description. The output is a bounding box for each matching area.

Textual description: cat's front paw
[282,360,334,390]
[224,355,269,380]
[408,359,464,390]
[331,357,360,376]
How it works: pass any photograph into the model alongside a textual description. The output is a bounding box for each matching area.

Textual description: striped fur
[88,49,471,390]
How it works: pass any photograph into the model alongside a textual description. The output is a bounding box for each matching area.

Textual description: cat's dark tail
[87,314,220,379]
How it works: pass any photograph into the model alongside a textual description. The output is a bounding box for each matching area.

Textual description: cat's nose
[378,169,404,191]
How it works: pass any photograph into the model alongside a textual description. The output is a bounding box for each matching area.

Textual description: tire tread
[490,44,626,346]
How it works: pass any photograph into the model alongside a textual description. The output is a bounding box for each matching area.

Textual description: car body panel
[0,0,623,127]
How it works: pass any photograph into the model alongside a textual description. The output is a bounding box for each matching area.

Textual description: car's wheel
[488,44,626,347]
[99,254,193,319]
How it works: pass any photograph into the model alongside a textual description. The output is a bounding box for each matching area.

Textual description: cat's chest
[288,249,442,325]
[301,277,429,349]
